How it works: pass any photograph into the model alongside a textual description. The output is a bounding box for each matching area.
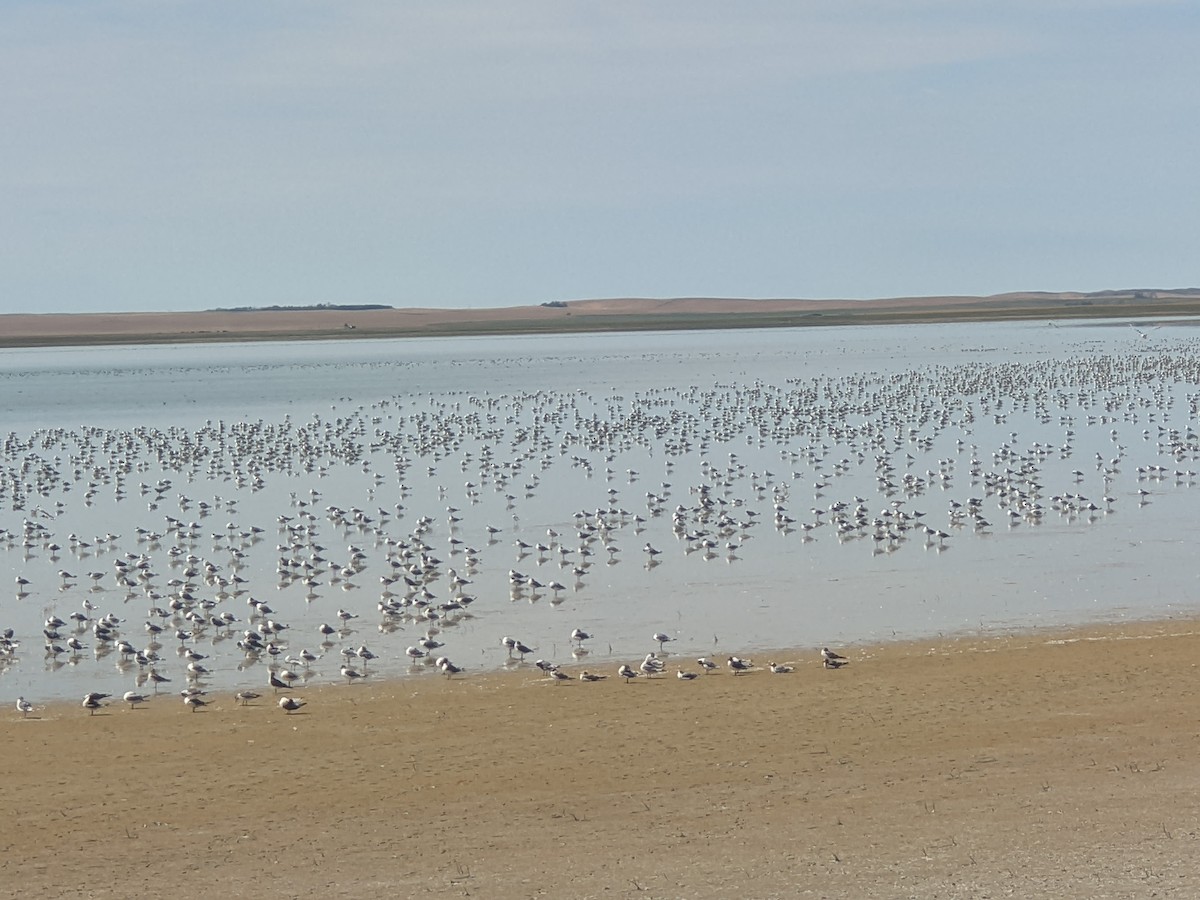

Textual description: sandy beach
[5,618,1198,899]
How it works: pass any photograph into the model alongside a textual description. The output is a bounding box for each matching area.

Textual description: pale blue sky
[2,1,1196,314]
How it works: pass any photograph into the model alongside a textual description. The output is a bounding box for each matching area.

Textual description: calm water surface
[2,320,1199,703]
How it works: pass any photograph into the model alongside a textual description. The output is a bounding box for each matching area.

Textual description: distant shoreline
[2,290,1199,347]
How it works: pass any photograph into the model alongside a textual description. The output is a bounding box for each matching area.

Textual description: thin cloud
[0,1,1196,311]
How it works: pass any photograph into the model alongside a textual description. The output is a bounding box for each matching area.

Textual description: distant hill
[4,289,1200,347]
[212,303,394,312]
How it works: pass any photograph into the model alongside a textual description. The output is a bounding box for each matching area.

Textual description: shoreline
[12,605,1196,708]
[2,291,1200,347]
[17,610,1200,713]
[6,615,1200,897]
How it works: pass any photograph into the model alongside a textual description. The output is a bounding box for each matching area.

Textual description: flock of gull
[4,328,1200,717]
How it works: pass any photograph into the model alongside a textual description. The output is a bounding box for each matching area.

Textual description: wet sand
[5,619,1199,899]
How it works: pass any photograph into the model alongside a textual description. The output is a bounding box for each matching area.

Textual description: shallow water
[2,319,1199,704]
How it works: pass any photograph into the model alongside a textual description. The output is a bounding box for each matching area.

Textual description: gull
[355,646,377,667]
[652,632,674,651]
[617,664,639,683]
[696,658,719,674]
[548,669,571,685]
[148,670,171,691]
[83,696,107,715]
[823,657,848,669]
[534,659,558,674]
[640,653,665,677]
[579,671,607,682]
[440,659,464,678]
[16,697,35,718]
[571,628,592,644]
[768,662,793,674]
[727,656,753,675]
[405,646,426,660]
[676,669,699,681]
[235,690,262,706]
[821,647,847,663]
[341,665,367,684]
[184,694,209,712]
[279,696,306,714]
[123,691,148,708]
[268,671,292,692]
